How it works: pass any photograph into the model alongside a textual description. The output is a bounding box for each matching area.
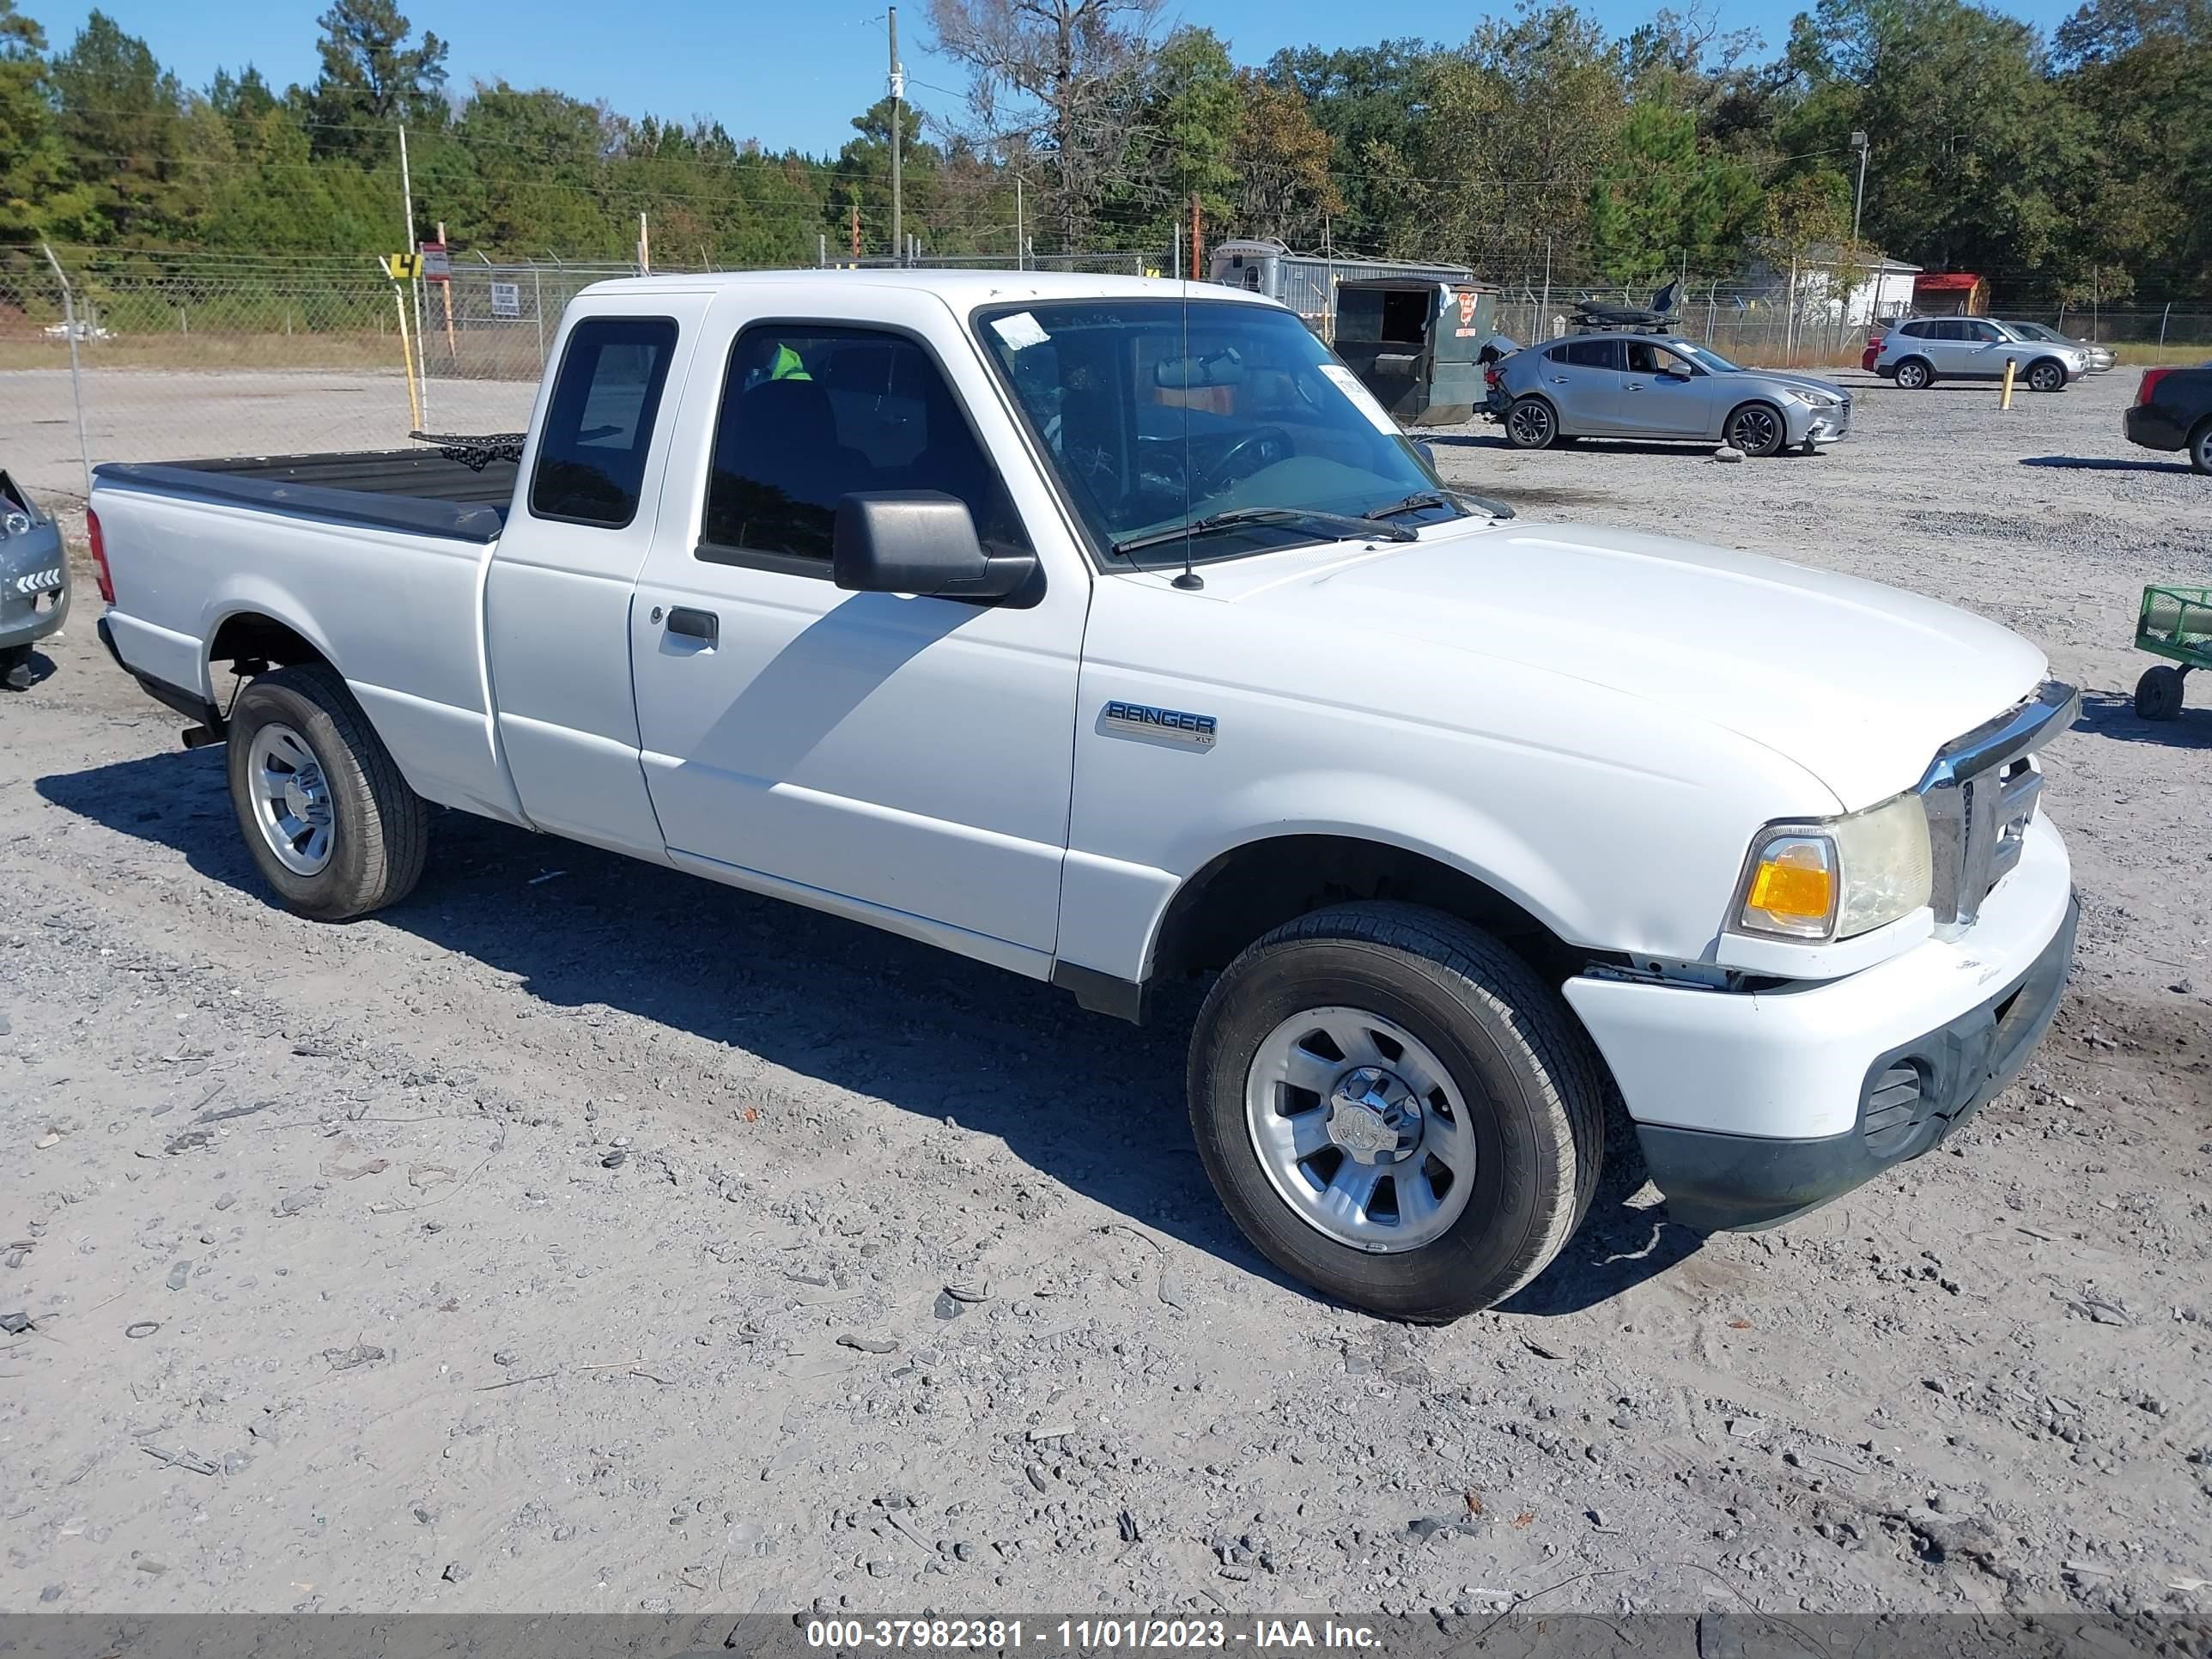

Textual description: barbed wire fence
[5,240,2209,507]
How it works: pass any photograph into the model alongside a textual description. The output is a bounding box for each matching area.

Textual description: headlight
[1732,793,1933,942]
[0,512,26,538]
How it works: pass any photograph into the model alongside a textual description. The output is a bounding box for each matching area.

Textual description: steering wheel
[1201,427,1293,494]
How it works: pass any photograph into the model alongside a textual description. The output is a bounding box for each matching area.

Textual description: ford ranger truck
[87,270,2078,1322]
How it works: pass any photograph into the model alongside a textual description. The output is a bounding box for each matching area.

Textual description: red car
[1860,331,1884,373]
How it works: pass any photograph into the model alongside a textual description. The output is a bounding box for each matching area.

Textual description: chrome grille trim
[1915,680,2077,939]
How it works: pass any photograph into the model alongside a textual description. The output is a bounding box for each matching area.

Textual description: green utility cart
[2133,584,2212,720]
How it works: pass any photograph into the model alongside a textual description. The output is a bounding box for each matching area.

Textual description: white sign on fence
[489,281,521,319]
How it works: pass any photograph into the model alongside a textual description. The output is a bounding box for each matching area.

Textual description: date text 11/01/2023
[804,1620,1382,1651]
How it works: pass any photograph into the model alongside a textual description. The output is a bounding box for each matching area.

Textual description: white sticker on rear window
[990,311,1049,351]
[1317,362,1400,435]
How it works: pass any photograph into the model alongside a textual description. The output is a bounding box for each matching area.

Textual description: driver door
[628,292,1090,964]
[1620,340,1715,437]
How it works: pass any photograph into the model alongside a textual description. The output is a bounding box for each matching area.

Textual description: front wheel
[227,663,429,920]
[2027,359,2067,393]
[2190,418,2212,477]
[1725,401,1786,458]
[1504,397,1559,450]
[1187,902,1607,1322]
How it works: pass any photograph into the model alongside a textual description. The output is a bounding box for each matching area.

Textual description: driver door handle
[666,606,719,646]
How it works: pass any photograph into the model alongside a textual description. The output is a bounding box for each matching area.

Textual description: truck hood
[1209,521,2049,810]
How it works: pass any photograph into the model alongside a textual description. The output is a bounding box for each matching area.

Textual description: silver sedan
[2002,320,2117,373]
[1485,333,1850,457]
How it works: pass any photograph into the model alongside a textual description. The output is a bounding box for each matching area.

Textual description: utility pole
[398,125,427,428]
[888,8,904,267]
[1189,192,1201,280]
[1850,130,1870,246]
[637,210,650,275]
[1014,172,1024,269]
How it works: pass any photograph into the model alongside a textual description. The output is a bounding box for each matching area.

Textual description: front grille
[1917,682,2077,937]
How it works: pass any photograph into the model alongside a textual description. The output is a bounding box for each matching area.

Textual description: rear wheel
[0,643,30,691]
[2027,358,2067,393]
[1187,902,1607,1322]
[227,663,429,920]
[2135,665,2186,721]
[1725,401,1786,458]
[1893,357,1933,389]
[1504,396,1559,450]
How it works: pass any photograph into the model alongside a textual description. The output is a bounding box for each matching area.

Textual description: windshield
[2006,321,2057,342]
[975,297,1457,568]
[1680,343,1744,373]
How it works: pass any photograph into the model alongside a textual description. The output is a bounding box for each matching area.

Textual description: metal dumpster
[1332,278,1499,426]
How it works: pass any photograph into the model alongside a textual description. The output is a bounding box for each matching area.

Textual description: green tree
[1260,40,1435,251]
[1586,100,1759,286]
[48,10,198,240]
[1133,27,1239,238]
[0,0,88,236]
[304,0,447,161]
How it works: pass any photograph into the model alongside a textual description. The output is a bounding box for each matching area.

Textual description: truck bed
[94,448,515,543]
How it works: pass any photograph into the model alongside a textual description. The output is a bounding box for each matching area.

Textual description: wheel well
[1148,835,1575,985]
[1898,354,1932,372]
[207,611,327,673]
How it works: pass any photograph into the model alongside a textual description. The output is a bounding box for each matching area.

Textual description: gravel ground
[1,366,2208,1621]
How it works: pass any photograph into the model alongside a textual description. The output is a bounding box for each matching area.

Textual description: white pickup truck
[88,270,2079,1321]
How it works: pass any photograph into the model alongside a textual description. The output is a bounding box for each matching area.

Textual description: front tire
[1725,401,1786,458]
[1893,357,1933,389]
[2027,358,2067,393]
[2190,417,2212,477]
[1187,902,1607,1322]
[1504,396,1559,450]
[227,663,429,920]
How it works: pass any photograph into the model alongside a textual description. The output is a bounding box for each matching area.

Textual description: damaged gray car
[1,471,70,690]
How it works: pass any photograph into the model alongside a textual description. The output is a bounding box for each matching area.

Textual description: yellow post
[391,277,423,433]
[2000,356,2017,410]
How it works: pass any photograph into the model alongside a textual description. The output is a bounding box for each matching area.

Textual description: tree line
[1,0,2204,302]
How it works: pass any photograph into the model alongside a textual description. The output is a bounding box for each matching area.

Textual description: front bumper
[1802,405,1850,444]
[1565,814,2075,1231]
[0,519,71,651]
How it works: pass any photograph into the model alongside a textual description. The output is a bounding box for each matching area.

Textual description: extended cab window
[529,317,678,527]
[700,325,1030,568]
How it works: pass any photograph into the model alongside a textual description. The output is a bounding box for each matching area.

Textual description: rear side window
[1899,320,1931,338]
[529,317,678,527]
[1560,339,1621,369]
[699,325,1030,569]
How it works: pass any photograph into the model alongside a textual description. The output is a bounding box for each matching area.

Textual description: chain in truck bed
[409,430,527,471]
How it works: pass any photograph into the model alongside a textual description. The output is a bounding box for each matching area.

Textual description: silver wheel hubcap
[246,721,335,877]
[1732,410,1778,452]
[1244,1006,1478,1253]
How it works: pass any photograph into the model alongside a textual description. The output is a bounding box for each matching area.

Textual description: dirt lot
[1,366,2208,1621]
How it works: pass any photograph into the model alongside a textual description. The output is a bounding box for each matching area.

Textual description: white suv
[1875,316,2086,392]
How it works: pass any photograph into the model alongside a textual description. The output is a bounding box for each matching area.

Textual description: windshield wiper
[1364,489,1516,523]
[1111,505,1417,559]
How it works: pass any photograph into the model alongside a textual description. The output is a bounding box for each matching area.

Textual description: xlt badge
[1103,700,1217,749]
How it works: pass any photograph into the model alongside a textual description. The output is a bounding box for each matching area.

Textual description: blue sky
[41,0,2079,158]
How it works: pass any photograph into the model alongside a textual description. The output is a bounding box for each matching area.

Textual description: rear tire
[1504,396,1559,450]
[2027,358,2067,393]
[2135,665,2186,721]
[1187,902,1607,1322]
[227,663,429,920]
[1893,357,1933,389]
[1725,401,1786,458]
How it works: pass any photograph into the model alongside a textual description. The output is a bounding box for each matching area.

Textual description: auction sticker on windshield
[1316,362,1400,435]
[990,311,1050,351]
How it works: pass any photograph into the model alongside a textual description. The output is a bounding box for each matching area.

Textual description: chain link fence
[6,242,2207,508]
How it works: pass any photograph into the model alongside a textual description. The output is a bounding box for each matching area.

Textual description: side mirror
[832,491,1036,602]
[1414,439,1438,471]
